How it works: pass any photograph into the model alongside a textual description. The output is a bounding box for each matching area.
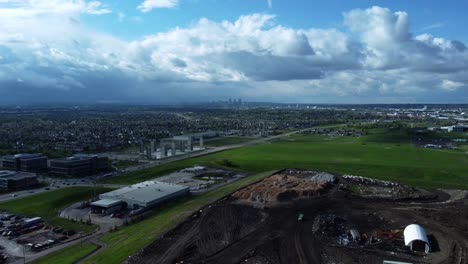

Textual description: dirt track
[126,171,468,264]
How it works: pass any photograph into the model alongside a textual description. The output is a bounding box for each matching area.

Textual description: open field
[205,136,256,147]
[32,241,98,264]
[38,129,468,263]
[113,159,142,169]
[0,187,112,233]
[81,171,275,264]
[105,133,468,190]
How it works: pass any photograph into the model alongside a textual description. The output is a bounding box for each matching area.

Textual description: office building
[49,154,109,177]
[0,170,38,191]
[1,153,48,173]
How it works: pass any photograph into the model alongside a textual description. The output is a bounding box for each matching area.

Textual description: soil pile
[232,173,330,205]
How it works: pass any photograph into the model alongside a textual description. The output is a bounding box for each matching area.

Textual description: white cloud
[441,80,465,91]
[0,5,467,103]
[419,22,445,32]
[0,0,111,17]
[137,0,177,13]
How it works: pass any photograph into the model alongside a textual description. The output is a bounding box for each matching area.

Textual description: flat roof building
[1,153,48,173]
[453,125,468,133]
[49,154,109,177]
[91,181,189,214]
[0,170,38,191]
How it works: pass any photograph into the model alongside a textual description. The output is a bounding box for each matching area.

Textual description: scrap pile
[232,171,333,205]
[312,214,362,246]
[342,175,433,200]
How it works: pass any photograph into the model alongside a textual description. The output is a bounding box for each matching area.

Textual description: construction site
[126,169,468,264]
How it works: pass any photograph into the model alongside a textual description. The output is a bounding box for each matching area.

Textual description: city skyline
[1,0,468,104]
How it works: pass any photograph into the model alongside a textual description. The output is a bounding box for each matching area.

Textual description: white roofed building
[403,224,430,253]
[91,181,190,215]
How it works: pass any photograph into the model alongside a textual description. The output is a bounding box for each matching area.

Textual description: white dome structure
[403,224,430,253]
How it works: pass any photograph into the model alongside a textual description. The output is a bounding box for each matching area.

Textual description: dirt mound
[232,173,330,205]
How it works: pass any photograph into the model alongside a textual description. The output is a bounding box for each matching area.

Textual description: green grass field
[105,133,468,189]
[112,159,142,169]
[38,128,468,263]
[205,136,256,147]
[0,187,112,233]
[32,241,98,264]
[83,171,275,264]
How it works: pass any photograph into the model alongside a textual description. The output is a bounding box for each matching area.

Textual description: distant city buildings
[0,170,38,191]
[1,153,48,173]
[49,154,110,177]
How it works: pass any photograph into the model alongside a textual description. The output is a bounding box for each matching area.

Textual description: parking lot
[0,212,82,263]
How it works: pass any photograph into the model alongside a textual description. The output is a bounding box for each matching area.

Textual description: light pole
[22,245,26,264]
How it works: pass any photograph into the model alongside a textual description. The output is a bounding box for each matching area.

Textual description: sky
[0,0,468,105]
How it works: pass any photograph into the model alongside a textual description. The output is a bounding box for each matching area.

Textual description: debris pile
[232,172,331,205]
[342,175,400,187]
[342,175,434,200]
[312,214,362,246]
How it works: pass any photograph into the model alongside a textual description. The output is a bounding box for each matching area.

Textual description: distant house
[403,224,430,253]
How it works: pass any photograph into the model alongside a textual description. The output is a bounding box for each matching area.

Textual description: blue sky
[85,0,468,42]
[0,0,467,104]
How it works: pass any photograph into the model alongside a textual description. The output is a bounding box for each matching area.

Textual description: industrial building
[403,224,430,253]
[157,131,218,159]
[1,153,48,173]
[0,170,38,191]
[49,154,109,177]
[91,181,189,215]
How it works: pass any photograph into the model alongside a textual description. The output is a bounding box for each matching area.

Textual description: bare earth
[126,170,468,264]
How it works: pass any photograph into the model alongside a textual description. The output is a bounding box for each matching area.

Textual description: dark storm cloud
[215,51,323,81]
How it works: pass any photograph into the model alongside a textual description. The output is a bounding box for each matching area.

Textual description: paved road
[0,182,126,204]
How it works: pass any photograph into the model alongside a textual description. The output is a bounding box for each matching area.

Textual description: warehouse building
[1,153,48,173]
[0,170,38,191]
[91,181,189,215]
[49,154,109,177]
